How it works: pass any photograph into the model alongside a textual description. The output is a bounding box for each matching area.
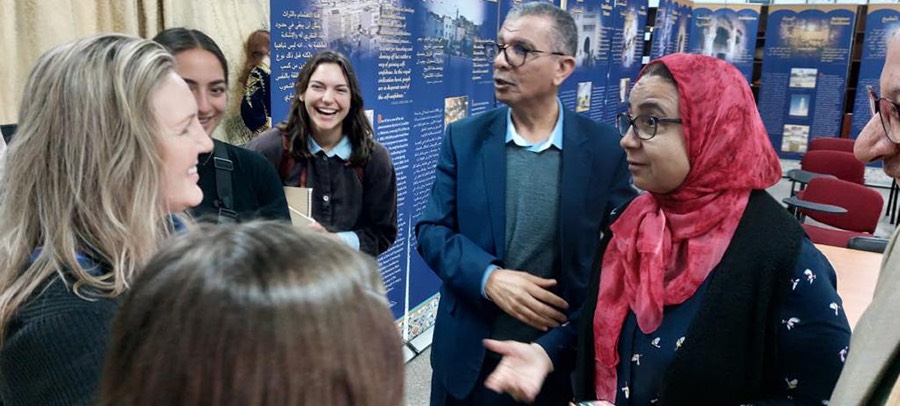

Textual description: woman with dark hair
[239,29,272,137]
[484,54,851,405]
[99,221,404,406]
[152,28,289,224]
[248,51,398,257]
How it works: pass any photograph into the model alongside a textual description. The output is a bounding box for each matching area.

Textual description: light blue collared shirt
[482,99,566,299]
[306,136,360,251]
[504,98,565,153]
[308,135,353,160]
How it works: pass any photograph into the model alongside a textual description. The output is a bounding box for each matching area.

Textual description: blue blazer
[415,106,636,399]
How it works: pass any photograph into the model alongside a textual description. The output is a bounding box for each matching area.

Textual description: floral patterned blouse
[614,238,852,405]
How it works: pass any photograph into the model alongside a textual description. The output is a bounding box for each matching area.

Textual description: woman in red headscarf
[563,54,852,404]
[482,53,851,405]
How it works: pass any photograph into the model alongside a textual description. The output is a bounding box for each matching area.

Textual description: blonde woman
[0,34,213,405]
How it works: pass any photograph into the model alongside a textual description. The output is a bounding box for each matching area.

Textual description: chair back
[800,150,865,184]
[808,137,854,153]
[800,177,883,233]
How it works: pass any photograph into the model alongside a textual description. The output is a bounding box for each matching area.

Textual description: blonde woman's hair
[0,34,177,345]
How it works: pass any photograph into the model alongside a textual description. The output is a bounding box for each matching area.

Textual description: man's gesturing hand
[483,339,554,403]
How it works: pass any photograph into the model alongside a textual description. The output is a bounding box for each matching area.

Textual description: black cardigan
[574,190,805,405]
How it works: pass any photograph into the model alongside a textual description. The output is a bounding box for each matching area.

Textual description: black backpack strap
[212,141,238,223]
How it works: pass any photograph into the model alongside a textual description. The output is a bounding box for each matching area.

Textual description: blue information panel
[688,4,761,83]
[757,5,856,158]
[601,0,648,125]
[559,0,615,122]
[650,0,692,60]
[405,0,501,342]
[498,0,643,128]
[851,5,900,139]
[271,0,502,343]
[271,0,417,325]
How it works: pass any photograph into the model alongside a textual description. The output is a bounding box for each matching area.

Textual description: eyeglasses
[867,85,900,144]
[483,42,567,68]
[616,112,683,140]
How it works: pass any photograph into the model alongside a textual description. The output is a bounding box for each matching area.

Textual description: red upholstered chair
[803,137,898,225]
[794,177,883,247]
[808,137,855,153]
[800,150,865,185]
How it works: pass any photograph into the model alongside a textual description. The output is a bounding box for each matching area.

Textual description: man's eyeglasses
[616,112,683,140]
[483,42,567,68]
[867,85,900,144]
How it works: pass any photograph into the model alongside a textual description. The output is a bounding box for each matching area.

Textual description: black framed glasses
[616,112,683,140]
[867,85,900,144]
[483,42,567,68]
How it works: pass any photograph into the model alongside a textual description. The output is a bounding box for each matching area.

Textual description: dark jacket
[247,130,398,256]
[575,191,814,404]
[0,273,117,405]
[415,106,635,401]
[192,139,290,223]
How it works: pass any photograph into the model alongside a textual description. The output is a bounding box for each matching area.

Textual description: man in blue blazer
[415,3,635,405]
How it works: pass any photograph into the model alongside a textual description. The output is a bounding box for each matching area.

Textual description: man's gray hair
[506,2,578,57]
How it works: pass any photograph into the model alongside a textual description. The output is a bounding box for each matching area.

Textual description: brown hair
[277,50,374,165]
[237,29,270,88]
[99,221,403,405]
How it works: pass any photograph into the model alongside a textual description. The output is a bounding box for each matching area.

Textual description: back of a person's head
[99,221,404,405]
[0,34,174,340]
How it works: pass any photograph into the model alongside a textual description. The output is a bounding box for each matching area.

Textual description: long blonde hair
[0,34,176,344]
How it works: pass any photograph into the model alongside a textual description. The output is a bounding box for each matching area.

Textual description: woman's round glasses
[616,112,683,140]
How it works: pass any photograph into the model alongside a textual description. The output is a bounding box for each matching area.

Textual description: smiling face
[301,62,351,141]
[173,48,227,135]
[493,15,571,109]
[854,33,900,179]
[619,74,690,194]
[153,72,214,212]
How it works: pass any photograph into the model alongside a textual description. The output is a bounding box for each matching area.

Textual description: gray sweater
[491,145,562,343]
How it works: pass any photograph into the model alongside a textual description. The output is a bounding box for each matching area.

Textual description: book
[283,186,313,226]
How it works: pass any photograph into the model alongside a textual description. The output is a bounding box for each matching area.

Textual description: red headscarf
[592,54,782,400]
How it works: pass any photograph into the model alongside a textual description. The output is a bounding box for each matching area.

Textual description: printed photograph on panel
[789,94,810,117]
[696,12,748,63]
[676,15,689,52]
[444,95,469,127]
[318,0,387,59]
[573,7,604,69]
[782,124,810,152]
[577,81,592,112]
[789,68,818,89]
[779,17,834,55]
[423,0,487,58]
[621,9,640,68]
[619,78,630,103]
